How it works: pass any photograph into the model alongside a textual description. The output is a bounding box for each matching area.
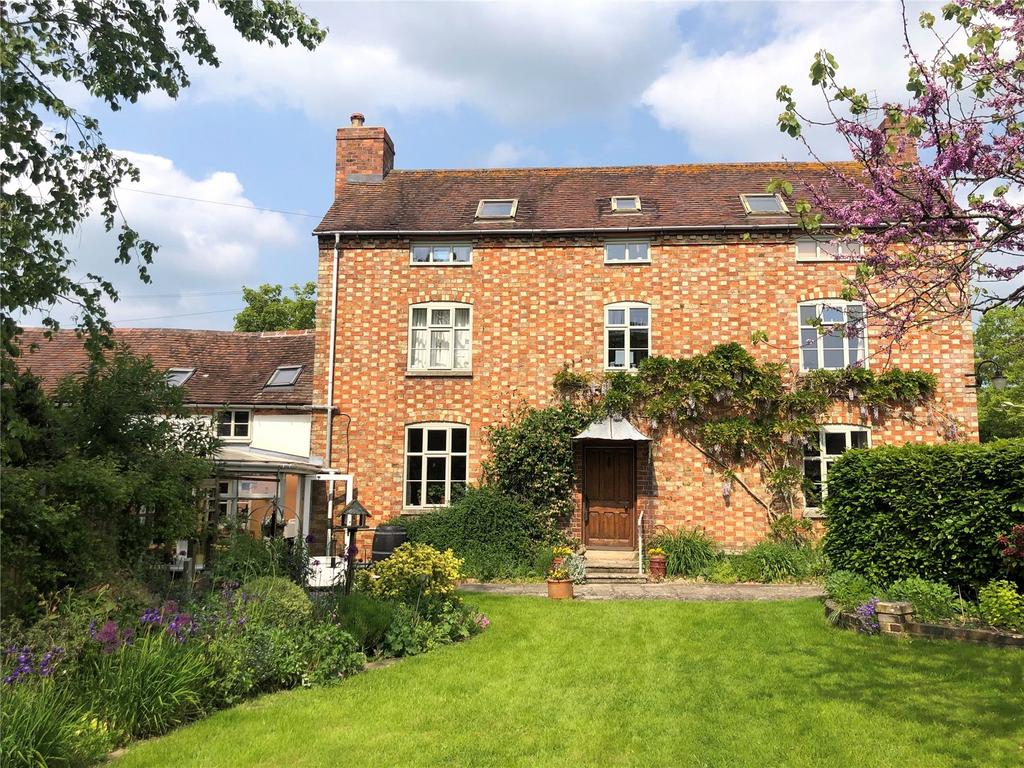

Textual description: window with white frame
[604,240,650,264]
[605,302,650,370]
[475,199,517,219]
[611,195,642,212]
[795,236,863,262]
[166,368,195,386]
[740,193,789,214]
[405,424,468,508]
[799,300,867,370]
[408,303,472,372]
[217,409,251,440]
[266,365,302,387]
[802,426,870,510]
[411,243,473,265]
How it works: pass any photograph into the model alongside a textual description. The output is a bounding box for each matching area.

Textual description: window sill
[219,437,252,444]
[409,262,473,267]
[400,507,445,516]
[604,260,652,266]
[405,370,473,378]
[803,510,826,520]
[796,256,838,263]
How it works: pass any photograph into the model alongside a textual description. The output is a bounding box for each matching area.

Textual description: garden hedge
[823,439,1024,589]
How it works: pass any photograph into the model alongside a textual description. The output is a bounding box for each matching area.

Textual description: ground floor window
[802,425,870,511]
[405,423,468,508]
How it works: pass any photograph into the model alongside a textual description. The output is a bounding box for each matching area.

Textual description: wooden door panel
[584,446,635,548]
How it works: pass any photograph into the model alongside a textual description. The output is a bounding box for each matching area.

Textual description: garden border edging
[824,600,1024,648]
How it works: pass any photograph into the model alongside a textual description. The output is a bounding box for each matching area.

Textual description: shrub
[382,600,479,657]
[978,579,1024,632]
[885,576,959,622]
[825,570,879,612]
[314,591,396,653]
[399,486,555,580]
[210,532,310,587]
[823,440,1024,589]
[733,542,813,583]
[768,514,814,547]
[207,622,307,702]
[369,543,463,609]
[650,528,719,577]
[705,559,738,584]
[299,623,364,685]
[241,576,312,628]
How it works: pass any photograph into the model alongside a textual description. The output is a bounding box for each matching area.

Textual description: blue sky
[30,0,932,330]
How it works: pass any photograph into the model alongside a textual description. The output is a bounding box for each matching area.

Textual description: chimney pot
[350,112,365,127]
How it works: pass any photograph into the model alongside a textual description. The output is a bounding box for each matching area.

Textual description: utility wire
[120,187,321,219]
[111,307,244,323]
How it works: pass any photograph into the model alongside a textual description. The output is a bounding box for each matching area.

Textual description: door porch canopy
[572,416,651,443]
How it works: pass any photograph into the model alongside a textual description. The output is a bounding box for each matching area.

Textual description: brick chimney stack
[335,112,395,195]
[878,114,918,167]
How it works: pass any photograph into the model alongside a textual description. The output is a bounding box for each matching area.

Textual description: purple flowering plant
[854,599,881,635]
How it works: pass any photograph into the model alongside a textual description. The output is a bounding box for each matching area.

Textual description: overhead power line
[112,307,244,323]
[120,187,321,219]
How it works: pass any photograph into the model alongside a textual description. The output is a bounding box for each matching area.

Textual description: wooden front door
[584,446,635,549]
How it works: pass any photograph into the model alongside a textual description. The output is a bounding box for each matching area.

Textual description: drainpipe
[637,510,644,577]
[325,233,341,566]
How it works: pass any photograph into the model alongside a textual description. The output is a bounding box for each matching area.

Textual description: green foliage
[768,514,815,547]
[383,601,479,658]
[233,282,317,332]
[399,486,557,580]
[974,307,1024,441]
[299,622,365,686]
[885,577,958,622]
[241,577,312,629]
[313,591,396,654]
[484,400,597,520]
[1,351,218,620]
[368,543,463,609]
[209,531,310,588]
[704,559,739,584]
[823,440,1024,589]
[733,542,818,583]
[977,579,1024,632]
[649,528,720,577]
[824,570,880,612]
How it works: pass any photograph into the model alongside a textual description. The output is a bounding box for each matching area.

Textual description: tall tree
[234,282,316,332]
[974,306,1024,441]
[0,0,324,356]
[774,0,1022,341]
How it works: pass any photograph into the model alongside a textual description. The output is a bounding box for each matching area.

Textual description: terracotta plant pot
[649,554,667,582]
[547,578,574,600]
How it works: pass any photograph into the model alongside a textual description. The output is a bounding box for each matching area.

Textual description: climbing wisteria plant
[774,0,1023,340]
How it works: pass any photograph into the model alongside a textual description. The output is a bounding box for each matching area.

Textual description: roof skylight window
[611,196,641,212]
[475,199,518,219]
[166,368,195,387]
[740,193,789,215]
[266,365,302,387]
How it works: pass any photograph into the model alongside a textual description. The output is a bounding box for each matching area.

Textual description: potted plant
[648,547,667,582]
[551,545,572,569]
[547,564,574,599]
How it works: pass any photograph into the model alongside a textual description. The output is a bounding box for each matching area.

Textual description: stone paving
[460,581,825,601]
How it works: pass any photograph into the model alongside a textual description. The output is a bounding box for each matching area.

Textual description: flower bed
[824,600,1024,648]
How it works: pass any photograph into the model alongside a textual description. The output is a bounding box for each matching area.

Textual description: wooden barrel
[371,526,408,562]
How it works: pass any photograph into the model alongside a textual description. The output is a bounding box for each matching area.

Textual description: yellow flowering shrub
[369,543,464,605]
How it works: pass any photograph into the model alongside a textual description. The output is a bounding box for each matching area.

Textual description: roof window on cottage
[610,195,641,212]
[740,193,789,215]
[266,365,302,387]
[166,368,195,386]
[475,199,518,219]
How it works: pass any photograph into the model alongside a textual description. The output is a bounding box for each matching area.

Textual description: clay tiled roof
[315,161,864,234]
[16,328,314,406]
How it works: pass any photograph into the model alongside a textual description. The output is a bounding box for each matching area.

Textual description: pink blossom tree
[774,0,1022,342]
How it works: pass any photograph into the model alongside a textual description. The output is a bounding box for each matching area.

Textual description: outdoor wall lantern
[340,491,371,595]
[967,359,1007,390]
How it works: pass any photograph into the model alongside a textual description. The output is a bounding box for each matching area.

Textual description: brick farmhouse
[309,114,978,558]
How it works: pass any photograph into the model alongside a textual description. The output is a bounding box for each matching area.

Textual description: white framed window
[166,368,195,386]
[408,302,472,372]
[266,365,302,387]
[740,193,788,215]
[217,409,251,440]
[799,300,867,370]
[411,243,473,265]
[802,425,870,511]
[795,236,863,262]
[611,195,641,212]
[475,199,518,219]
[604,240,650,264]
[605,302,650,370]
[404,423,468,508]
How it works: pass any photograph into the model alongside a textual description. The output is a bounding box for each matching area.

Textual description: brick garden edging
[824,599,1024,648]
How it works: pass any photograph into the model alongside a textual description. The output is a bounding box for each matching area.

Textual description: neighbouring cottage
[16,327,332,573]
[309,113,978,560]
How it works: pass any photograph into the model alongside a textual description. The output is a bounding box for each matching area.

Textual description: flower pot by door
[547,579,574,600]
[649,555,667,582]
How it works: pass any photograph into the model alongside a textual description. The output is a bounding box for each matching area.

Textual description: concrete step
[585,573,649,584]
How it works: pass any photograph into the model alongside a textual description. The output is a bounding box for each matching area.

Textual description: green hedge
[823,439,1024,589]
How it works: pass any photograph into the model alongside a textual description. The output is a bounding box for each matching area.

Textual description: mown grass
[116,596,1023,768]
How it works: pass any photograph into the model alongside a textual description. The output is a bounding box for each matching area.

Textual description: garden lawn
[116,596,1023,768]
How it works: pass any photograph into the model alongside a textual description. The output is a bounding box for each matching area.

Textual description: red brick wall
[311,233,978,550]
[334,127,394,193]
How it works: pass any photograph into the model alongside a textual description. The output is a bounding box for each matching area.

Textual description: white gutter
[637,510,644,578]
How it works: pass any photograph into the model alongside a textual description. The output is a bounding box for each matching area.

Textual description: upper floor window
[610,195,641,212]
[795,236,863,262]
[604,240,650,264]
[802,426,870,511]
[405,423,468,508]
[411,243,473,265]
[217,409,251,441]
[606,302,650,370]
[166,368,195,386]
[799,300,867,370]
[475,199,517,219]
[740,193,788,215]
[266,365,302,387]
[409,302,472,372]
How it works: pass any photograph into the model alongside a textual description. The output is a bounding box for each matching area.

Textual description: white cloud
[642,2,940,160]
[482,141,546,168]
[179,1,686,123]
[21,150,301,330]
